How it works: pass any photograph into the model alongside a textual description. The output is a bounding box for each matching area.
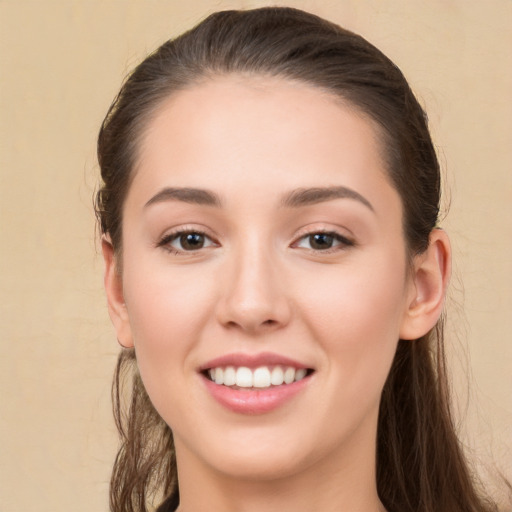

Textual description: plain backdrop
[0,1,511,511]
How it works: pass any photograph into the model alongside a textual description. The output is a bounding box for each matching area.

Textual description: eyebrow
[281,186,374,211]
[144,185,374,212]
[144,187,222,208]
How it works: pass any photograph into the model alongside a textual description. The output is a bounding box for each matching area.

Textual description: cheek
[124,257,215,344]
[121,259,217,401]
[297,253,408,397]
[301,254,407,335]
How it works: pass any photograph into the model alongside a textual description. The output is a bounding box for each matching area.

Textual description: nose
[215,239,291,334]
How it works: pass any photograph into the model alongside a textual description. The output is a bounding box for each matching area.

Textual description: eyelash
[157,228,218,255]
[292,230,354,253]
[157,229,354,255]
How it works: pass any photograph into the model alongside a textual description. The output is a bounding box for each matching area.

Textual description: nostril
[224,318,278,332]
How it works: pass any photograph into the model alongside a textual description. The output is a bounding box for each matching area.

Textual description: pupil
[181,232,204,250]
[310,233,333,250]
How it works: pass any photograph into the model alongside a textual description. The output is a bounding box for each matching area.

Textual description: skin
[103,76,450,512]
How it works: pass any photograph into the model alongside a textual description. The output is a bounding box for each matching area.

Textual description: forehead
[130,75,398,215]
[139,75,384,160]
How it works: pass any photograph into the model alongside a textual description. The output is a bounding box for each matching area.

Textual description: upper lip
[199,352,312,371]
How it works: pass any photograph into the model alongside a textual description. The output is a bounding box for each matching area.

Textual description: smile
[200,353,315,414]
[206,366,309,388]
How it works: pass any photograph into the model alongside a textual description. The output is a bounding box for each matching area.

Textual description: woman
[95,7,502,512]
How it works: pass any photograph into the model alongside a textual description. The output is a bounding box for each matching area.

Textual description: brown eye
[294,231,354,252]
[179,232,206,250]
[308,233,335,250]
[159,231,216,253]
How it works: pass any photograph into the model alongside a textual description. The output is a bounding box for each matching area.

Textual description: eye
[159,231,216,253]
[294,232,353,251]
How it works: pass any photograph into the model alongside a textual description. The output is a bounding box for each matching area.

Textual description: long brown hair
[96,7,502,512]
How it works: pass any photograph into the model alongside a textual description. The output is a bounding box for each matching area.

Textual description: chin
[211,450,314,482]
[178,423,339,484]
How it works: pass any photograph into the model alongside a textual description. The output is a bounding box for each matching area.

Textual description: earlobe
[399,229,451,340]
[101,236,134,348]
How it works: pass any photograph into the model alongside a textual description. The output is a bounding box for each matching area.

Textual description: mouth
[199,355,315,414]
[203,365,314,389]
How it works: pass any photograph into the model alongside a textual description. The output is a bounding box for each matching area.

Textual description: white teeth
[207,365,309,388]
[284,366,295,384]
[214,367,224,385]
[236,367,253,387]
[223,366,236,386]
[253,367,271,388]
[295,368,307,381]
[270,366,284,386]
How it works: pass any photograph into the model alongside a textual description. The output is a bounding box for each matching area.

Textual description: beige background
[0,1,510,511]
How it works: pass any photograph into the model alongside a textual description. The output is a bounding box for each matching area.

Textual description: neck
[178,467,384,512]
[174,424,385,512]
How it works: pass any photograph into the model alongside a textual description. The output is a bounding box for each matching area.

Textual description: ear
[400,229,451,340]
[101,235,134,348]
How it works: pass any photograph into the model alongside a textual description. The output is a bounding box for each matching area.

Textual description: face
[105,76,422,483]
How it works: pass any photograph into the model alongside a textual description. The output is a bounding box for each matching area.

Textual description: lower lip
[202,374,311,415]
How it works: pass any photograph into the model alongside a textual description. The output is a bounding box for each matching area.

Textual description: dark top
[156,491,179,512]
